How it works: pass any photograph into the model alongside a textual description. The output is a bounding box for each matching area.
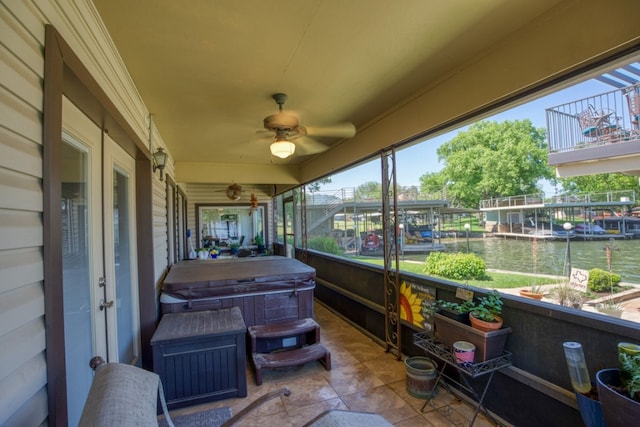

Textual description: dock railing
[479,193,545,210]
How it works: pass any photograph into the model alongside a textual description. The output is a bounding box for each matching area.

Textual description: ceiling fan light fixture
[270,140,296,158]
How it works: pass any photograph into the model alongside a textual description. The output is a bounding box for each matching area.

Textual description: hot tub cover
[162,256,316,300]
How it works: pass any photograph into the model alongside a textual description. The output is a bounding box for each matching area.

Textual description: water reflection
[405,237,640,283]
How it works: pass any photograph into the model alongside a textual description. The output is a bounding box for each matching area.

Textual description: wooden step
[248,318,319,340]
[248,318,321,354]
[251,343,331,385]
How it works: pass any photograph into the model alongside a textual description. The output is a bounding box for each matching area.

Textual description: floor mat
[158,407,232,427]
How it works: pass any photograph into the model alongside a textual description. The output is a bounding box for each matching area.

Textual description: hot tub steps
[248,318,331,385]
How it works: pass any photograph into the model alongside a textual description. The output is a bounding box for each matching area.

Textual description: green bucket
[404,356,438,398]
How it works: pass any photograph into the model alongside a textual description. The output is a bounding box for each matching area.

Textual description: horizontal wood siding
[0,0,172,424]
[0,1,47,424]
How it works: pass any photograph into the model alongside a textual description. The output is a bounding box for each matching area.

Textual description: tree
[419,172,449,199]
[558,174,640,194]
[356,181,382,201]
[420,120,553,208]
[306,177,332,193]
[398,185,419,200]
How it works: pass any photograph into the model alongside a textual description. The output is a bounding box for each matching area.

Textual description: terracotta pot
[469,313,503,332]
[519,290,544,300]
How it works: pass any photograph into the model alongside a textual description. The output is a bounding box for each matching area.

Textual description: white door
[102,134,139,363]
[61,97,140,424]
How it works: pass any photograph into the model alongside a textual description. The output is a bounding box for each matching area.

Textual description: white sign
[568,268,589,292]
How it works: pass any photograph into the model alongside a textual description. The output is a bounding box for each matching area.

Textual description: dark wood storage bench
[151,307,247,409]
[160,256,316,327]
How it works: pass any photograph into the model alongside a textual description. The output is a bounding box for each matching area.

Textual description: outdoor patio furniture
[404,232,418,244]
[576,105,620,140]
[413,231,431,242]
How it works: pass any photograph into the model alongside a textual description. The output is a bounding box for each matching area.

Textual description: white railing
[479,193,545,210]
[549,190,636,204]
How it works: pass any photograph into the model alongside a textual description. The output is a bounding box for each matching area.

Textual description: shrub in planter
[423,252,487,280]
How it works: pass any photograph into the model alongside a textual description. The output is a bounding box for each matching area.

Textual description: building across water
[480,191,639,240]
[305,189,479,254]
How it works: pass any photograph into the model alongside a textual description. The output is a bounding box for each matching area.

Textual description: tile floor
[167,302,497,426]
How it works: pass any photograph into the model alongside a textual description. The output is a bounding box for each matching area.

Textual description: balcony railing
[546,83,640,153]
[549,190,636,205]
[479,193,545,210]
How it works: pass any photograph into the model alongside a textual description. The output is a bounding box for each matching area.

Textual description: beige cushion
[78,363,161,427]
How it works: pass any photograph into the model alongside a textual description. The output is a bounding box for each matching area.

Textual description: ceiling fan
[261,93,356,159]
[224,183,243,201]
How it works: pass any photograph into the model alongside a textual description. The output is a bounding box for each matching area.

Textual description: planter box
[437,308,470,325]
[433,313,511,362]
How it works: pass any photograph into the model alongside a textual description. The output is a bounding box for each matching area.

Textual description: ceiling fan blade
[295,136,330,156]
[302,122,356,138]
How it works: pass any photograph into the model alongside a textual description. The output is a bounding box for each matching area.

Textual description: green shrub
[423,252,487,280]
[308,236,344,255]
[588,268,621,292]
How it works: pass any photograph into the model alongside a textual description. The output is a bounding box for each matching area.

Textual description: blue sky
[322,78,615,195]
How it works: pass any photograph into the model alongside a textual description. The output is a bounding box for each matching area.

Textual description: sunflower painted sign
[400,281,436,330]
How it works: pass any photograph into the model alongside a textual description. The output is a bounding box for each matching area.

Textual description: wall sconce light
[148,113,168,181]
[270,139,296,159]
[153,148,167,181]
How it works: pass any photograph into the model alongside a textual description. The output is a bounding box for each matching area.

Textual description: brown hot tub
[160,256,316,326]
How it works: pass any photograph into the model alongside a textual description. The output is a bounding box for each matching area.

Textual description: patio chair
[404,232,417,244]
[576,105,621,141]
[412,231,430,242]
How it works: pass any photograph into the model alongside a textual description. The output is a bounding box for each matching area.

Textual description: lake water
[404,237,640,283]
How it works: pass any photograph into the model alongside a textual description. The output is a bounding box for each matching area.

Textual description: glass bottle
[563,341,592,394]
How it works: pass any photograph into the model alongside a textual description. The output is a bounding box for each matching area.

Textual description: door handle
[99,299,114,311]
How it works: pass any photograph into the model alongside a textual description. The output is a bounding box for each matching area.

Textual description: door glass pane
[61,140,93,426]
[198,206,264,250]
[284,198,294,257]
[167,183,175,264]
[113,168,135,363]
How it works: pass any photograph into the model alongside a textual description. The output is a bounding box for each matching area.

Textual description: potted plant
[434,299,474,325]
[519,284,545,300]
[229,242,240,255]
[209,246,219,259]
[254,234,265,254]
[596,342,640,425]
[196,248,209,260]
[431,291,510,362]
[469,290,504,332]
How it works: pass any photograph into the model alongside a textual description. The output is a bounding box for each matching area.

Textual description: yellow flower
[400,281,425,327]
